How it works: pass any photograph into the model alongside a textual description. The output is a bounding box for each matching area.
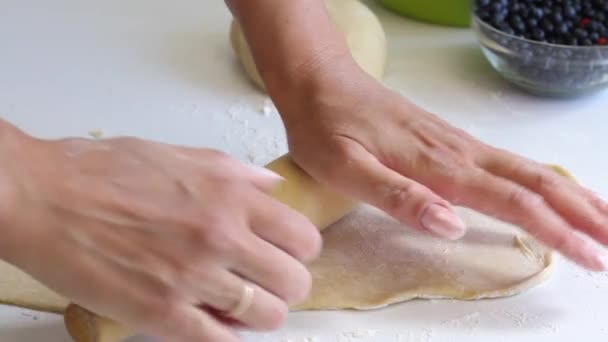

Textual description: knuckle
[588,214,606,230]
[532,172,560,192]
[305,229,323,260]
[381,182,418,214]
[291,219,323,262]
[137,299,178,329]
[322,138,359,181]
[208,229,245,256]
[549,231,575,255]
[181,220,215,248]
[186,216,244,255]
[507,186,544,209]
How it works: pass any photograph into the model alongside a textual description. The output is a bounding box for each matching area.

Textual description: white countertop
[1,0,607,341]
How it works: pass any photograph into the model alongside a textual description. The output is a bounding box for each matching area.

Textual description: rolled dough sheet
[294,205,554,310]
[0,205,552,314]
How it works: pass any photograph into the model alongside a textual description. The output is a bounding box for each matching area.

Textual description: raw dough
[0,205,553,315]
[0,260,69,313]
[294,205,553,310]
[230,0,387,90]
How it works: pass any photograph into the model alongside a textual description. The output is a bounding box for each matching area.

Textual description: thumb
[327,149,466,240]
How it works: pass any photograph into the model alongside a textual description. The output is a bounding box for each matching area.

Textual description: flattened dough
[0,207,554,314]
[294,206,554,310]
[0,260,68,313]
[0,205,553,315]
[230,0,387,90]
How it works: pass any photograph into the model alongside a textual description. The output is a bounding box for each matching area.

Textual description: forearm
[225,0,355,105]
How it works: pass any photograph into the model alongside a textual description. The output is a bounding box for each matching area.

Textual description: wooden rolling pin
[63,154,357,342]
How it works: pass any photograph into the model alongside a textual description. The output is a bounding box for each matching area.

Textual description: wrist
[0,120,32,261]
[269,52,361,121]
[270,55,381,126]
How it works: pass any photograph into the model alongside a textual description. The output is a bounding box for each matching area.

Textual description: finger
[323,143,466,240]
[232,233,313,306]
[250,193,322,263]
[144,303,240,342]
[171,146,283,192]
[182,267,288,331]
[64,251,239,342]
[449,167,608,271]
[242,164,286,193]
[482,151,608,245]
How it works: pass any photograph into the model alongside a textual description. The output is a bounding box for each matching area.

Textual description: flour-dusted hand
[0,120,321,342]
[272,60,608,273]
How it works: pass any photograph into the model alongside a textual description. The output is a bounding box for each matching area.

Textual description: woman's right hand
[0,121,321,342]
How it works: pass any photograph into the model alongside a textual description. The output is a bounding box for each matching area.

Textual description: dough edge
[294,252,555,311]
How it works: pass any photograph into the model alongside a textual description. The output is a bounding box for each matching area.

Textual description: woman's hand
[275,61,608,272]
[0,122,321,342]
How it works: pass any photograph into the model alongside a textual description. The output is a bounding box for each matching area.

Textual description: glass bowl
[471,15,608,97]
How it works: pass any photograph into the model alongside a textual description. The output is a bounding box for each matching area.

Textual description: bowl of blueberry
[472,0,608,96]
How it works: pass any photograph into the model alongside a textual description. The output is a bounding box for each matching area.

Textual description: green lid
[378,0,471,27]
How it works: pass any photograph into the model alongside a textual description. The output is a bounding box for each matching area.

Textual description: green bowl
[378,0,472,27]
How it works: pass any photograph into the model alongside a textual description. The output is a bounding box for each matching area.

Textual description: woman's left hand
[275,60,608,272]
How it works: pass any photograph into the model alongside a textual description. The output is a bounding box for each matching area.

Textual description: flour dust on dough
[0,260,68,313]
[294,205,554,311]
[230,0,387,90]
[0,206,554,314]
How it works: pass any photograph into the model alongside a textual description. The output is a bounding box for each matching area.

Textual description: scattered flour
[88,129,104,139]
[341,329,377,339]
[222,95,287,165]
[442,311,481,334]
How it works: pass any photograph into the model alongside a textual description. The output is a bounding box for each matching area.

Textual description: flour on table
[88,129,104,139]
[260,98,276,117]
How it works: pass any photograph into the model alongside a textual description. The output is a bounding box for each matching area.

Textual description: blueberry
[542,18,555,33]
[509,2,521,13]
[475,0,608,48]
[575,28,589,38]
[551,11,563,24]
[530,7,545,19]
[527,18,539,29]
[533,28,547,41]
[491,2,504,13]
[556,22,570,35]
[563,5,578,18]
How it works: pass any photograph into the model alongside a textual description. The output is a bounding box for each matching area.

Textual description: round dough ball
[230,0,387,90]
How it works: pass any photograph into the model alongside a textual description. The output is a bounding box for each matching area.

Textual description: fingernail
[246,164,285,181]
[591,248,608,272]
[421,204,466,240]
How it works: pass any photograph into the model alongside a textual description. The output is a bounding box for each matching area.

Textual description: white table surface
[1,0,607,341]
